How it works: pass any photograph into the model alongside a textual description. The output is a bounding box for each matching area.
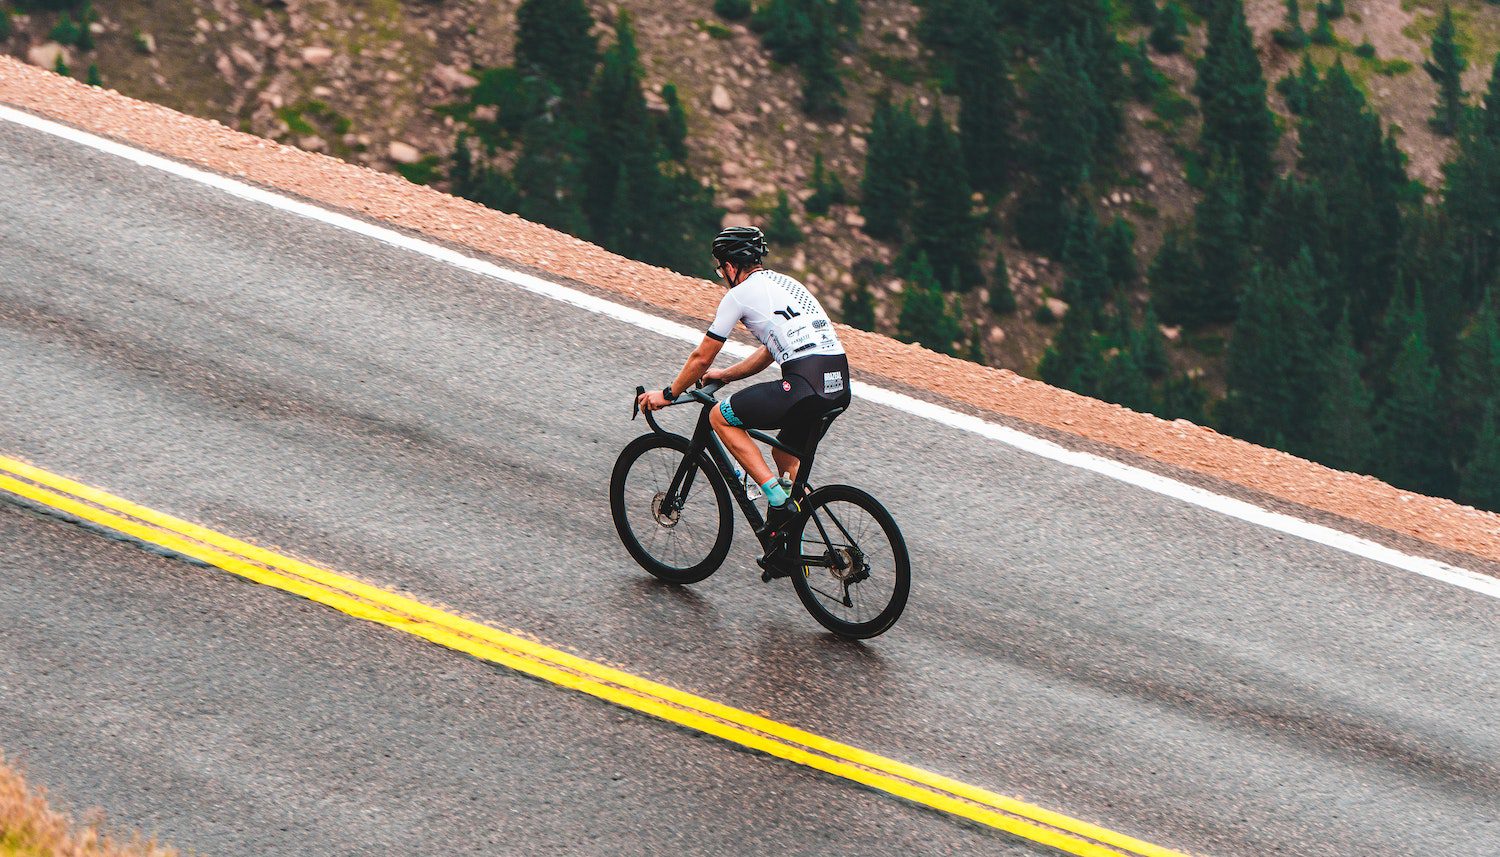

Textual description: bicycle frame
[633,384,830,555]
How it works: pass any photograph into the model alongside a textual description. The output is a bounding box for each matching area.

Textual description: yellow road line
[0,452,1188,857]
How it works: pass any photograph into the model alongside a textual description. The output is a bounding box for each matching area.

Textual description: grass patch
[693,18,733,39]
[0,753,178,856]
[1403,0,1500,61]
[867,52,922,86]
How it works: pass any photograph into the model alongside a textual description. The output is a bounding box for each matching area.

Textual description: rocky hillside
[1,0,1496,376]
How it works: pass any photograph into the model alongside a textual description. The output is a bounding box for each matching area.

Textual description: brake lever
[633,385,645,421]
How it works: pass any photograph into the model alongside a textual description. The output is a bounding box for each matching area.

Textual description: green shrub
[49,12,82,46]
[1354,39,1375,58]
[396,154,442,185]
[714,0,751,21]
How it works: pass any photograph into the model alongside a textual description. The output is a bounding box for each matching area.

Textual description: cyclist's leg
[774,387,851,483]
[710,379,801,486]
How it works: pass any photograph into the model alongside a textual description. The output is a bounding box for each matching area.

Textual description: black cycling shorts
[718,354,852,455]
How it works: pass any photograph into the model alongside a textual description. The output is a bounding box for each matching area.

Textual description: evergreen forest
[427,0,1500,513]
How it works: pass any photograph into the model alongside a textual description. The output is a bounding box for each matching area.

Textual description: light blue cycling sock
[761,477,789,507]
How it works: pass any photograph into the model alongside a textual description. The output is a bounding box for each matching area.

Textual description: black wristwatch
[662,385,678,402]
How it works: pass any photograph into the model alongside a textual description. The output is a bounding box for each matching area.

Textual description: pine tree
[842,283,876,330]
[1440,65,1500,300]
[1219,251,1329,454]
[1176,159,1248,326]
[1309,2,1334,44]
[583,13,659,244]
[988,251,1017,314]
[765,190,803,246]
[1128,0,1157,27]
[1147,226,1206,328]
[1277,53,1321,116]
[1158,373,1209,422]
[53,54,69,77]
[911,109,980,290]
[86,63,101,87]
[1103,216,1139,289]
[1460,404,1500,511]
[1299,59,1405,343]
[1424,3,1468,136]
[967,322,987,364]
[897,253,962,354]
[859,96,917,241]
[1149,1,1187,54]
[1273,0,1308,49]
[515,0,598,96]
[1455,289,1500,457]
[1309,311,1376,473]
[805,152,846,215]
[0,6,11,42]
[1258,176,1332,276]
[1060,206,1112,311]
[1038,301,1106,396]
[513,110,591,238]
[1484,53,1500,137]
[956,25,1016,196]
[1014,40,1097,254]
[801,0,844,117]
[658,84,688,161]
[1135,303,1171,378]
[1194,0,1279,207]
[1100,347,1156,412]
[1375,315,1454,496]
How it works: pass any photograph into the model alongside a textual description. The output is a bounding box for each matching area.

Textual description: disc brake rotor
[651,491,681,527]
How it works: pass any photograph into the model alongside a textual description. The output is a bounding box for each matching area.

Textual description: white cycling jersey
[706,270,845,365]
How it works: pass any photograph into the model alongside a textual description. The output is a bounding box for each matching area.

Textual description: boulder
[299,135,327,153]
[844,211,866,228]
[301,45,334,66]
[722,197,746,213]
[431,64,478,92]
[27,43,70,70]
[721,212,753,228]
[1045,297,1069,319]
[231,45,262,74]
[1137,160,1154,179]
[710,83,733,113]
[388,141,421,164]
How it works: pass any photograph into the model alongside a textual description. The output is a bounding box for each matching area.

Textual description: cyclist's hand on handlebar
[638,389,671,412]
[700,368,728,386]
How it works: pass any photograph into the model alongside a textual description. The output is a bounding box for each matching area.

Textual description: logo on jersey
[824,372,845,394]
[782,381,792,392]
[812,319,828,329]
[773,306,803,321]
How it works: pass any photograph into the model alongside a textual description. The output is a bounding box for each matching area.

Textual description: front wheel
[788,485,910,639]
[610,432,733,584]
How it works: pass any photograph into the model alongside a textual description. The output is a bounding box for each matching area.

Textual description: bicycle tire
[788,484,910,639]
[610,432,734,584]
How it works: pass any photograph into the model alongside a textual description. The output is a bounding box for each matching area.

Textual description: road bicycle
[610,381,910,639]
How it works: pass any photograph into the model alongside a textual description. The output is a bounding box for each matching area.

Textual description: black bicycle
[610,381,910,639]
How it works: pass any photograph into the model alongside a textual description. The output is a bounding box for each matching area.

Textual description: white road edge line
[4,104,1497,603]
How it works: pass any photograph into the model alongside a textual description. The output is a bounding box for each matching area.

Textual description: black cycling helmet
[712,225,768,267]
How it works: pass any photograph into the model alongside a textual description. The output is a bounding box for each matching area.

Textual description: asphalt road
[1,117,1497,856]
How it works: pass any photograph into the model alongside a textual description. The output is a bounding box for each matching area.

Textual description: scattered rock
[231,45,263,75]
[844,211,865,228]
[137,32,157,54]
[721,161,742,177]
[721,212,753,228]
[215,52,235,80]
[388,141,421,164]
[473,104,498,123]
[431,64,478,92]
[850,136,866,153]
[27,43,70,70]
[1046,297,1069,319]
[1109,191,1124,206]
[251,19,271,43]
[710,83,733,113]
[1137,160,1154,179]
[722,197,746,213]
[1161,325,1181,343]
[988,326,1006,342]
[302,45,334,66]
[783,138,797,153]
[299,135,327,152]
[88,22,104,35]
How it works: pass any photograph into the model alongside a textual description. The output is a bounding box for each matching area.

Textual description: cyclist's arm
[670,335,725,397]
[711,346,773,383]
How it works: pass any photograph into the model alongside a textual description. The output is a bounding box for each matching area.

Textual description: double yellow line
[0,452,1186,857]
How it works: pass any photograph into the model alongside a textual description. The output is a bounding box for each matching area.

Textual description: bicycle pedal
[756,555,792,582]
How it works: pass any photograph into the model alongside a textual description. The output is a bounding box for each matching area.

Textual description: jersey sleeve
[706,291,741,341]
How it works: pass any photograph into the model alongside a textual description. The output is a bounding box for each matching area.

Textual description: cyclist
[636,225,851,546]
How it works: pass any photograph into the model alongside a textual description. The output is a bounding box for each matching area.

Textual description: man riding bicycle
[636,225,852,542]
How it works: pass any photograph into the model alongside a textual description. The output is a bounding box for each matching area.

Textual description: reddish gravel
[3,56,1496,570]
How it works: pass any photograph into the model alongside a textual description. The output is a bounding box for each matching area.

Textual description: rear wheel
[788,485,909,639]
[610,433,733,584]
